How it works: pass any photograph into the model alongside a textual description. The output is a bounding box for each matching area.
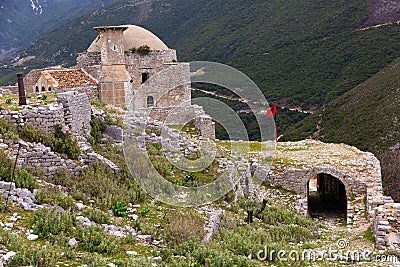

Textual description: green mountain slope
[0,0,120,59]
[1,0,400,112]
[284,57,400,155]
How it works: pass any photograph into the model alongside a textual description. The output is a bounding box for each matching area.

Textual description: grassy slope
[284,57,400,155]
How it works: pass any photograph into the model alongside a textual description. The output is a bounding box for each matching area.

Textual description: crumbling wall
[56,85,99,101]
[372,202,400,250]
[56,91,92,136]
[0,105,66,133]
[0,91,91,137]
[194,115,216,139]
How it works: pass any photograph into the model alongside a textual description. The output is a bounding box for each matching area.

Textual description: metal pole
[17,73,27,105]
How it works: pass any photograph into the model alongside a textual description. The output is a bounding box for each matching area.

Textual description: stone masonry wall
[0,91,91,137]
[56,85,99,101]
[56,91,92,136]
[0,105,66,133]
[194,115,216,139]
[372,202,400,250]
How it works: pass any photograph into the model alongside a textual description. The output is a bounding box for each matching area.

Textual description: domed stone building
[76,25,189,110]
[27,25,214,134]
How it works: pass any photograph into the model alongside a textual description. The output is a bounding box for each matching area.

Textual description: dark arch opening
[307,173,347,220]
[35,86,39,93]
[48,87,52,91]
[147,95,154,108]
[41,86,45,92]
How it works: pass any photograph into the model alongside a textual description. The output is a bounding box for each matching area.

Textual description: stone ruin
[254,140,400,250]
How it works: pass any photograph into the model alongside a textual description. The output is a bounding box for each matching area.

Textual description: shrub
[129,47,137,53]
[39,94,48,101]
[36,186,74,210]
[163,209,204,248]
[32,208,76,238]
[76,226,119,254]
[258,205,315,227]
[7,245,65,267]
[0,150,38,191]
[137,45,150,55]
[13,169,38,191]
[20,125,81,159]
[5,98,12,105]
[89,117,107,145]
[82,208,111,224]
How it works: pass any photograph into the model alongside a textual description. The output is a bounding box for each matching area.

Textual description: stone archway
[307,173,347,220]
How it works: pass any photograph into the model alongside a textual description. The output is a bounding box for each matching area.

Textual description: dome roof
[87,25,169,52]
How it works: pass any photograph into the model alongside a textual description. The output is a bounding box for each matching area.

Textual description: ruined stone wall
[76,52,101,68]
[125,50,178,98]
[0,105,66,133]
[147,105,205,125]
[131,63,191,111]
[194,115,216,139]
[76,52,102,80]
[0,91,91,136]
[372,202,400,250]
[56,85,99,101]
[0,86,17,94]
[56,91,92,136]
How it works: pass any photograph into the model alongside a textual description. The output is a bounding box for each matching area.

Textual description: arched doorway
[147,96,154,107]
[307,173,347,220]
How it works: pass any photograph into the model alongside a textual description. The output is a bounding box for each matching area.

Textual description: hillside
[1,0,400,111]
[0,0,120,60]
[284,57,400,154]
[283,57,400,201]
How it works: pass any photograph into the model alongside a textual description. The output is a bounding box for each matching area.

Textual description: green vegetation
[20,124,81,159]
[82,208,112,224]
[284,57,400,155]
[35,187,75,210]
[0,150,38,192]
[111,201,128,217]
[137,45,150,55]
[32,208,77,238]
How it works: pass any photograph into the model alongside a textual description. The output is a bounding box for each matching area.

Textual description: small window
[35,86,39,93]
[48,87,52,91]
[147,96,154,108]
[142,73,149,84]
[41,86,45,92]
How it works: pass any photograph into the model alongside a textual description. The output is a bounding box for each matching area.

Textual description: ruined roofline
[93,25,129,32]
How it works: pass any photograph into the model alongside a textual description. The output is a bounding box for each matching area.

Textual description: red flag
[266,102,277,117]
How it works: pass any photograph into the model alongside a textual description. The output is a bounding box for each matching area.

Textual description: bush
[129,47,137,53]
[0,150,38,191]
[76,226,119,254]
[32,208,76,238]
[163,209,204,248]
[82,208,111,224]
[20,125,81,159]
[89,118,107,145]
[137,45,150,55]
[13,169,38,191]
[36,187,75,210]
